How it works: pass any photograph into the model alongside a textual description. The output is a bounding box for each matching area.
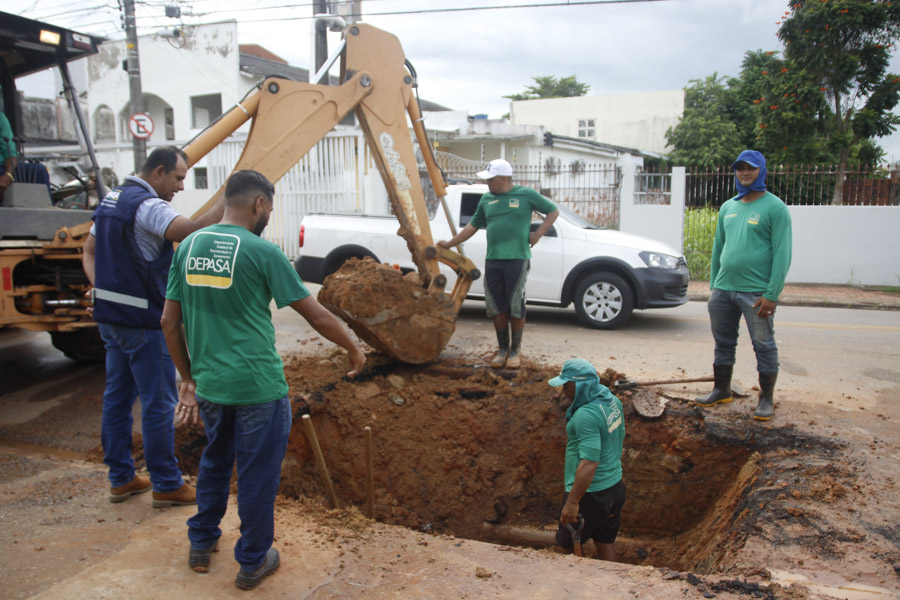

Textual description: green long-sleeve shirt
[710,191,792,302]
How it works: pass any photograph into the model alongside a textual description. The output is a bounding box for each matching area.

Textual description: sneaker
[189,540,219,573]
[152,482,197,508]
[109,475,151,503]
[505,353,521,369]
[235,547,280,590]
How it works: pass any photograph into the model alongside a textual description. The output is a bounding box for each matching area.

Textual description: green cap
[548,358,597,387]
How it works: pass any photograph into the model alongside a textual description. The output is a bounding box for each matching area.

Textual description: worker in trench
[548,358,626,562]
[161,170,365,590]
[437,158,558,368]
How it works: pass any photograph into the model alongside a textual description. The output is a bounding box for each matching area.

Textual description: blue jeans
[187,395,291,570]
[707,288,779,374]
[98,323,184,491]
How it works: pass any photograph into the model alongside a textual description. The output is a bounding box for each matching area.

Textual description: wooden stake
[302,414,339,509]
[364,426,375,519]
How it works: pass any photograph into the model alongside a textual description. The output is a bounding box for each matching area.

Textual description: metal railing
[436,154,621,228]
[685,164,899,207]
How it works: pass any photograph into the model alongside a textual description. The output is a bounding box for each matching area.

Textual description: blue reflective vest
[91,181,174,329]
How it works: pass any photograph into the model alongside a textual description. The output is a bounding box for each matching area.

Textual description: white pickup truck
[294,182,689,329]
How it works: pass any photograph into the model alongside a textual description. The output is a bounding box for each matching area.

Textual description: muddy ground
[132,348,900,600]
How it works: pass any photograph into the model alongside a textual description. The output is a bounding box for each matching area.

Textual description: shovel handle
[616,376,714,388]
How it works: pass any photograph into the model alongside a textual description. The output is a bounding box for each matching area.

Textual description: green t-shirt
[711,191,792,302]
[0,112,16,164]
[469,185,557,260]
[564,396,625,493]
[166,224,310,405]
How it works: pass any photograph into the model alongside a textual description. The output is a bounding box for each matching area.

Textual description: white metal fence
[208,130,376,258]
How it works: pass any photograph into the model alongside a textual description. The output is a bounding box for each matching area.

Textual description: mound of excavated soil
[317,257,457,364]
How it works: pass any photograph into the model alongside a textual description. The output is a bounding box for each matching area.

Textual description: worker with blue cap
[548,358,625,562]
[695,150,792,420]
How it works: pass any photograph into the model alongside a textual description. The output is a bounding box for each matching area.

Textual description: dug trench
[165,352,883,579]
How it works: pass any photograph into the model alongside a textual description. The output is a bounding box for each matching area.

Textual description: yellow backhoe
[181,23,479,363]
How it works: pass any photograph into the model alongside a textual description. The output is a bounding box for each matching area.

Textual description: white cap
[476,159,513,180]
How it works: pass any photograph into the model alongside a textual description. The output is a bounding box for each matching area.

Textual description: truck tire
[573,271,634,330]
[49,328,106,363]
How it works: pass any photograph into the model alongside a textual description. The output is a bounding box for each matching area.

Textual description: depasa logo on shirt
[185,232,241,289]
[748,212,760,225]
[509,198,520,208]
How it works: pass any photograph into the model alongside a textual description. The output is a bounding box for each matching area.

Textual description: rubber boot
[506,329,523,369]
[695,364,733,406]
[753,371,777,421]
[491,328,509,368]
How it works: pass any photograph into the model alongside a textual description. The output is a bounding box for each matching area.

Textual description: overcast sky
[15,0,900,161]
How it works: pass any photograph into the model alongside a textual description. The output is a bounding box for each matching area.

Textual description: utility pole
[121,0,146,172]
[313,1,329,75]
[313,2,362,77]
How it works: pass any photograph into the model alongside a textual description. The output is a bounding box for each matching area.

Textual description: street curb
[688,294,900,311]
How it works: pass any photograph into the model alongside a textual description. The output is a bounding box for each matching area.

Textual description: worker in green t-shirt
[161,170,365,590]
[437,158,558,369]
[695,150,792,421]
[548,358,625,562]
[0,111,18,196]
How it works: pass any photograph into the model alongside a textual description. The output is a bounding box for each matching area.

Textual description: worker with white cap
[437,158,558,368]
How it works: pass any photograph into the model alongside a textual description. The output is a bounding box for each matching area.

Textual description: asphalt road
[2,295,900,438]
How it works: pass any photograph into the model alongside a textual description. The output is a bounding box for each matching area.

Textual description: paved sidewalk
[687,281,900,310]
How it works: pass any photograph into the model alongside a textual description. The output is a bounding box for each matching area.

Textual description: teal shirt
[564,394,625,493]
[711,192,792,302]
[166,224,310,405]
[0,112,16,165]
[469,185,556,260]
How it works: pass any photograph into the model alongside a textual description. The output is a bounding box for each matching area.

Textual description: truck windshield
[556,202,603,230]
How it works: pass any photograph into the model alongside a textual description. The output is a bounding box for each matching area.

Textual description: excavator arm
[183,23,478,363]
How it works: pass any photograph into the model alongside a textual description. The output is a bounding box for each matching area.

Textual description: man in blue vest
[82,146,224,507]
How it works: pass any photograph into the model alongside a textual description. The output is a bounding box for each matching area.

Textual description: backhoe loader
[181,23,479,363]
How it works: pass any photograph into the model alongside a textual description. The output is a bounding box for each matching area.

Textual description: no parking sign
[128,113,154,139]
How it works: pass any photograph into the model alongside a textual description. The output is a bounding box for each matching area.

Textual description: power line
[24,0,674,31]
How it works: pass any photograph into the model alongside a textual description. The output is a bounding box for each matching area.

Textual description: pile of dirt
[317,257,458,364]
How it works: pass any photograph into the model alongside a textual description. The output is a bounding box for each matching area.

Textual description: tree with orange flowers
[779,0,900,204]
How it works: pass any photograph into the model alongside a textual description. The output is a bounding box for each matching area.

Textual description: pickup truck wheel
[49,329,106,363]
[574,272,634,330]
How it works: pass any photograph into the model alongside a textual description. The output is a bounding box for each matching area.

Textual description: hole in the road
[173,354,844,575]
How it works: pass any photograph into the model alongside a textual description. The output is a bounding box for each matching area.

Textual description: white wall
[787,206,900,285]
[620,166,685,255]
[76,20,252,205]
[509,90,684,155]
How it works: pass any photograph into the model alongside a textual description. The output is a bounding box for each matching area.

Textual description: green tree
[740,49,831,164]
[504,75,590,101]
[665,74,744,167]
[779,0,900,203]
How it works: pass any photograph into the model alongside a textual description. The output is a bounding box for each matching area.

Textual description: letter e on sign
[128,113,154,140]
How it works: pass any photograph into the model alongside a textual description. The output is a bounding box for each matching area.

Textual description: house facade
[509,90,685,156]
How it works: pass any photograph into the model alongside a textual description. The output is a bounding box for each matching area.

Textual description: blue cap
[732,150,766,170]
[548,358,598,387]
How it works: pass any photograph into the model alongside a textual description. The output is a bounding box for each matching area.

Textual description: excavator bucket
[181,23,478,363]
[317,258,457,364]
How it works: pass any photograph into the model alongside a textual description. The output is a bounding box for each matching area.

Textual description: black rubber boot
[753,371,777,421]
[506,329,523,369]
[491,328,510,368]
[695,364,733,406]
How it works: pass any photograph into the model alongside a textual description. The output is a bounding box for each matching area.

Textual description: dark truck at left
[0,11,106,361]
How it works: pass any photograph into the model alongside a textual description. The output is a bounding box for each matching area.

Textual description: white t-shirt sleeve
[134,199,180,261]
